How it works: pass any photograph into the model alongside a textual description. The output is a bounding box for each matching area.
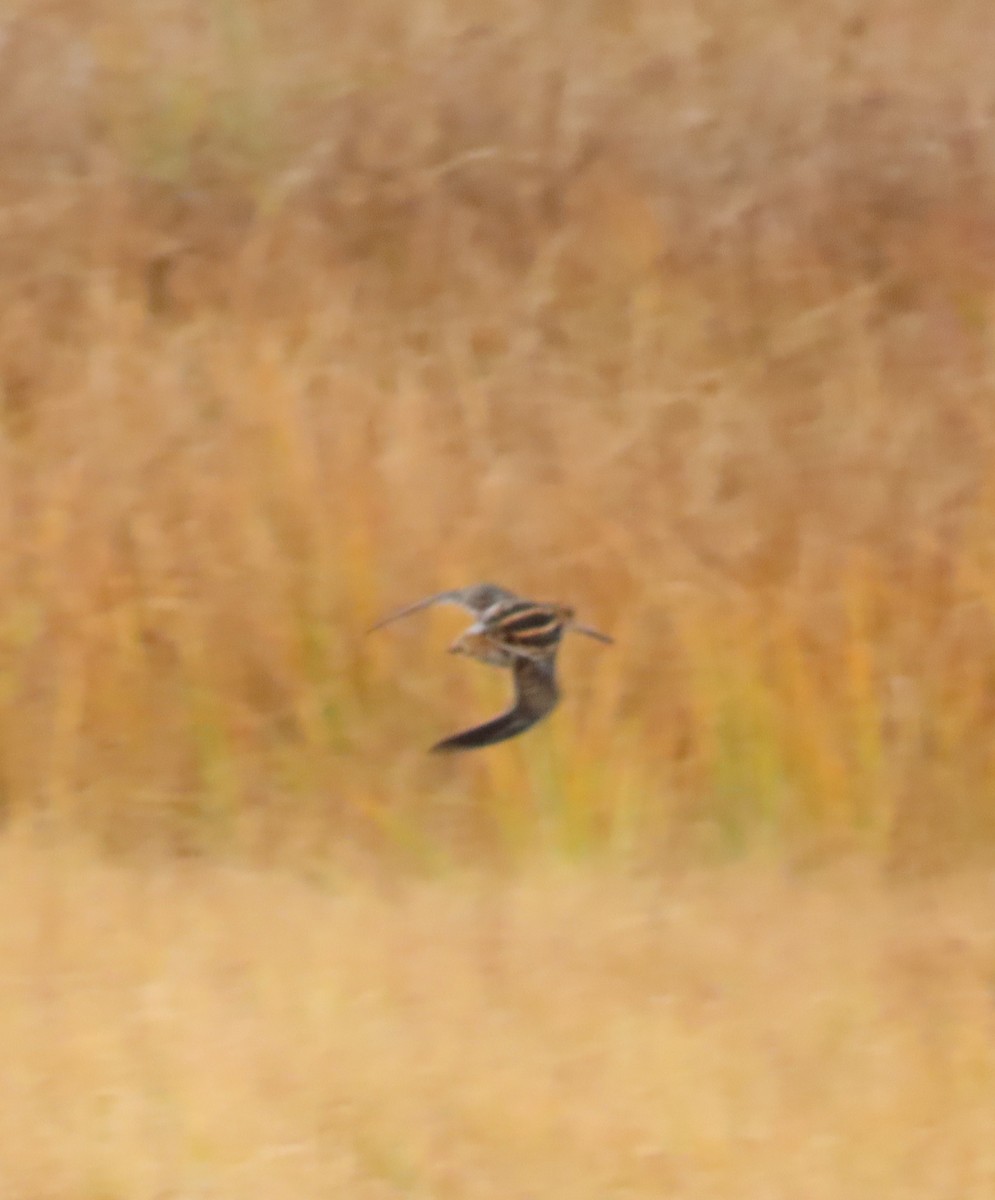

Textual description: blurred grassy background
[1,0,995,867]
[5,4,995,1196]
[3,840,994,1199]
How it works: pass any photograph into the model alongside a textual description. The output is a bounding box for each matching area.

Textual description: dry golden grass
[4,6,995,1193]
[0,0,993,862]
[1,833,994,1199]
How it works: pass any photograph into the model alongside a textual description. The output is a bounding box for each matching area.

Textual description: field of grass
[1,0,995,861]
[2,835,994,1199]
[1,1,995,1193]
[2,0,995,863]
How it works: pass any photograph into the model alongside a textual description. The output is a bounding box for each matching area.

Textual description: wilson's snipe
[369,583,613,751]
[369,584,611,657]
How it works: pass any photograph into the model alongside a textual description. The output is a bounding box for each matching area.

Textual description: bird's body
[370,584,611,658]
[369,582,612,751]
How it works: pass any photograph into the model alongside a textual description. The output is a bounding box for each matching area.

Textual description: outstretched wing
[368,582,519,634]
[431,657,559,752]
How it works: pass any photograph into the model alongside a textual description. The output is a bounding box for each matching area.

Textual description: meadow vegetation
[1,0,995,864]
[3,840,995,1199]
[1,1,995,1193]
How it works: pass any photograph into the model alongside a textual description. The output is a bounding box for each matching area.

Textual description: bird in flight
[369,583,612,751]
[369,583,612,658]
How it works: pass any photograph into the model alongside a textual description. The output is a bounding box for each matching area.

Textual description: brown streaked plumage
[369,582,613,751]
[369,585,612,657]
[459,599,611,662]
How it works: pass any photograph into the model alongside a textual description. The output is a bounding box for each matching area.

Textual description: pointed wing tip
[429,740,460,754]
[576,626,615,645]
[366,591,460,636]
[429,731,479,753]
[367,609,404,634]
